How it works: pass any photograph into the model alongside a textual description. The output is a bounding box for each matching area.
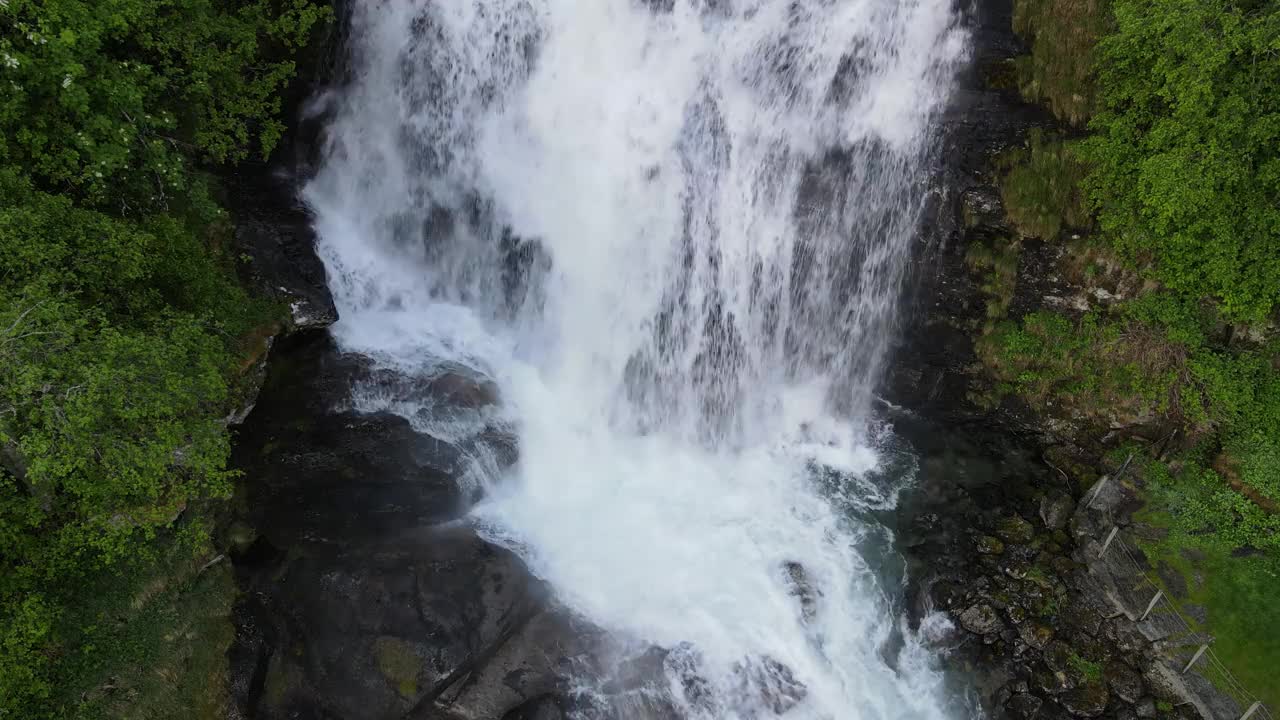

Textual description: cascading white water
[305,0,968,717]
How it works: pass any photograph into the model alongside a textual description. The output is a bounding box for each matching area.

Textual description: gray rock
[228,334,590,719]
[1040,491,1075,530]
[1033,668,1072,695]
[996,514,1036,544]
[1006,693,1044,719]
[1061,681,1109,717]
[1019,622,1055,649]
[959,603,1006,635]
[1135,697,1157,718]
[1106,661,1145,704]
[502,696,566,720]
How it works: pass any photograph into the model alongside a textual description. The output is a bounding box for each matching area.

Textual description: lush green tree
[0,0,329,712]
[1081,0,1280,321]
[0,0,327,210]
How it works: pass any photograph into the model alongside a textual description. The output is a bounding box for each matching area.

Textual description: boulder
[1006,693,1044,719]
[960,603,1006,635]
[230,173,338,332]
[1040,491,1075,530]
[978,535,1006,555]
[1106,661,1145,704]
[996,514,1037,544]
[1061,681,1109,717]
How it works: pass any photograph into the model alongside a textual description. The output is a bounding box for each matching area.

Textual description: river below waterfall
[294,1,971,718]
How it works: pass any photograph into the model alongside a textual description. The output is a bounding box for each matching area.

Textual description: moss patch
[965,231,1022,325]
[373,636,422,700]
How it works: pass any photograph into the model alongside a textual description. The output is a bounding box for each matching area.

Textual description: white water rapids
[304,0,968,717]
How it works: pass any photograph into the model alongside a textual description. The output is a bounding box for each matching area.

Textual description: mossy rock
[996,514,1036,544]
[224,520,258,555]
[262,654,306,711]
[978,535,1006,555]
[63,555,239,720]
[1061,679,1110,717]
[373,636,422,700]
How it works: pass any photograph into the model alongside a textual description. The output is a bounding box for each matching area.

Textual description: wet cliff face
[225,333,599,720]
[883,0,1051,431]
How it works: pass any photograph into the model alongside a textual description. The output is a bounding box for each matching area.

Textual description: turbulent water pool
[301,1,970,717]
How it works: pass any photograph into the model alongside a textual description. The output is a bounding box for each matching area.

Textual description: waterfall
[304,0,968,717]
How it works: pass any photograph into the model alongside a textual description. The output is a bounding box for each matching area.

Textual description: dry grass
[1012,0,1112,125]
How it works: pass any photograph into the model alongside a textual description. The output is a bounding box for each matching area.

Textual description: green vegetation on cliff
[993,0,1280,546]
[0,0,329,714]
[1083,0,1280,322]
[986,0,1280,706]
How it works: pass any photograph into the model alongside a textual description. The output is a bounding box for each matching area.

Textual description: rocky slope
[884,2,1253,719]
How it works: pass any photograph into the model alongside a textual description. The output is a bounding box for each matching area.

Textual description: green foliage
[1000,130,1091,240]
[965,232,1021,322]
[1067,652,1104,682]
[1135,492,1280,709]
[1080,0,1280,321]
[979,304,1187,427]
[0,0,328,211]
[983,295,1280,549]
[51,523,238,720]
[1012,0,1111,124]
[0,0,327,714]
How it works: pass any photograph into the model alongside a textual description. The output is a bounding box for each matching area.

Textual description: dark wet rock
[1040,491,1075,530]
[427,369,501,407]
[978,535,1006,554]
[235,522,582,719]
[503,695,567,720]
[601,647,670,695]
[996,514,1037,544]
[1134,697,1157,718]
[1062,681,1110,718]
[960,603,1006,635]
[735,656,807,715]
[228,332,594,719]
[782,561,821,623]
[229,173,337,332]
[1006,693,1044,719]
[1105,661,1144,704]
[232,336,467,546]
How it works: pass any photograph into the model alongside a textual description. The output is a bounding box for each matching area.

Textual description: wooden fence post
[1139,589,1164,622]
[1099,527,1120,557]
[1182,644,1210,674]
[1086,475,1110,509]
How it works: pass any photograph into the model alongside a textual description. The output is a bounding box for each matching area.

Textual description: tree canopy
[0,0,328,712]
